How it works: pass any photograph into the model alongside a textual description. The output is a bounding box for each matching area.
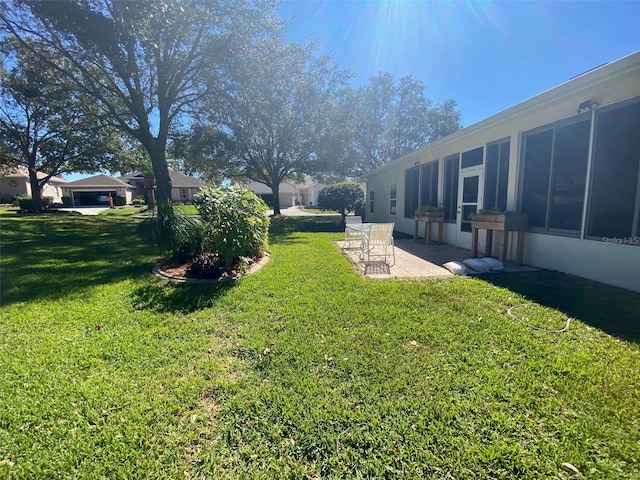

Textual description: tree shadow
[0,214,157,306]
[480,271,640,343]
[130,280,234,313]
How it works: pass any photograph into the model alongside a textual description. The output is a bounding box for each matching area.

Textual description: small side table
[414,213,444,245]
[471,214,528,265]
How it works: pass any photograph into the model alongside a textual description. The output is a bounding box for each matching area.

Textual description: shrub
[186,253,225,279]
[114,195,126,207]
[194,185,270,269]
[15,195,52,211]
[318,182,365,223]
[133,196,146,206]
[138,201,203,258]
[62,196,73,206]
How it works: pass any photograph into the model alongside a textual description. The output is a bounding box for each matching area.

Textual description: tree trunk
[149,140,172,204]
[28,169,43,212]
[271,183,281,215]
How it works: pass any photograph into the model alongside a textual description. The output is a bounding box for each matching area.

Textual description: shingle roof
[63,174,133,188]
[3,166,67,184]
[119,170,205,188]
[169,170,205,188]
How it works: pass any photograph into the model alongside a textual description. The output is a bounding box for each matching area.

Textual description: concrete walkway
[338,238,538,279]
[56,206,109,215]
[268,206,340,217]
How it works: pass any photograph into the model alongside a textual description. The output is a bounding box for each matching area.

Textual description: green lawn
[1,213,639,479]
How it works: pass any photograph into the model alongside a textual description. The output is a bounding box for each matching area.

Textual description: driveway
[56,206,109,215]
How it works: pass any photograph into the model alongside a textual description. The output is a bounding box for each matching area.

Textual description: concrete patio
[337,238,538,279]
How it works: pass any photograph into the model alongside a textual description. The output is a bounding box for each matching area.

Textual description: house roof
[365,49,640,178]
[3,166,67,184]
[120,170,205,188]
[168,170,205,188]
[63,174,134,188]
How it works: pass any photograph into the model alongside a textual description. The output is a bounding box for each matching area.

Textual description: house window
[461,146,484,169]
[484,139,510,211]
[587,100,640,239]
[404,166,420,218]
[521,118,591,233]
[389,184,397,215]
[369,190,375,214]
[444,154,460,222]
[420,161,439,208]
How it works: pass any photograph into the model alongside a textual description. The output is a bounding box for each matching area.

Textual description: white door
[456,167,484,249]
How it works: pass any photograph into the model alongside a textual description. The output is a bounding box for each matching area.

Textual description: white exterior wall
[366,51,640,292]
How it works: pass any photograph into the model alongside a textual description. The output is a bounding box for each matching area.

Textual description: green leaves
[194,185,269,268]
[317,181,365,221]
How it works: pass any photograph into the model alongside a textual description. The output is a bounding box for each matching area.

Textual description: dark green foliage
[186,253,225,279]
[139,201,202,257]
[114,195,126,206]
[194,185,269,268]
[318,181,365,222]
[15,195,51,211]
[132,196,146,206]
[62,195,72,206]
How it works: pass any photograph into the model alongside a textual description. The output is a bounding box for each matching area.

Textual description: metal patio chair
[361,223,395,265]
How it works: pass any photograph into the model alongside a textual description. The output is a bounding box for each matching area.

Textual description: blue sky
[67,1,640,181]
[278,0,640,126]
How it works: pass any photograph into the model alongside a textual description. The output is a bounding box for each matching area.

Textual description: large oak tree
[1,0,278,204]
[188,37,351,214]
[0,39,128,210]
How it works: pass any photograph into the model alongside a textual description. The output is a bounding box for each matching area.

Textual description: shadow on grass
[0,214,156,306]
[480,271,640,343]
[131,281,233,313]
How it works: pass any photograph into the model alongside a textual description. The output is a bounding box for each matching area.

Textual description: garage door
[72,191,117,206]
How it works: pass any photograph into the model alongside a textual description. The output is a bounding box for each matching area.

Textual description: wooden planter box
[470,213,528,265]
[470,213,528,231]
[414,211,445,244]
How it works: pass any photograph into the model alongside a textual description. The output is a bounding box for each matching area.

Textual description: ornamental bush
[15,195,52,211]
[194,185,270,269]
[318,182,365,223]
[139,201,202,259]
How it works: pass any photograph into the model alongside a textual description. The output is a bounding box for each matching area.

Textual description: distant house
[0,167,66,204]
[61,174,136,206]
[364,51,640,292]
[120,170,206,203]
[61,169,206,206]
[246,177,326,208]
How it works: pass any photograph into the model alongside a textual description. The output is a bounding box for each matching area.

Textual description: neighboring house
[246,177,326,208]
[365,51,640,292]
[61,169,206,206]
[0,167,66,204]
[61,174,136,206]
[120,170,206,203]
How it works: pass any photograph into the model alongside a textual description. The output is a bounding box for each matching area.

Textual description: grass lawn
[1,212,639,479]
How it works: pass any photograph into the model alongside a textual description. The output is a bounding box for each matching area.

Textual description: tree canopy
[0,38,128,210]
[346,73,462,176]
[318,181,365,223]
[1,0,279,204]
[184,37,351,214]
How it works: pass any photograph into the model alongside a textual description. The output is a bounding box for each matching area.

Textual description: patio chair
[361,223,395,264]
[344,216,366,248]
